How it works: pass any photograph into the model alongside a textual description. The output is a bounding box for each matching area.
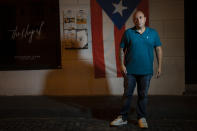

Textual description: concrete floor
[0,95,197,130]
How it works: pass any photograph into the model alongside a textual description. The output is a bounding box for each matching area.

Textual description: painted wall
[0,0,184,96]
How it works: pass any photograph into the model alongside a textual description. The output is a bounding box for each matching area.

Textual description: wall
[149,0,184,94]
[0,0,184,96]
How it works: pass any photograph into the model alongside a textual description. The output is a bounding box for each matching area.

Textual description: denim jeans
[120,74,152,121]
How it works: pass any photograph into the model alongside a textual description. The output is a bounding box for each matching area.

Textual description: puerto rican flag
[90,0,149,78]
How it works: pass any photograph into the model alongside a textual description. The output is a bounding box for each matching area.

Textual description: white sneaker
[138,117,148,128]
[110,115,128,126]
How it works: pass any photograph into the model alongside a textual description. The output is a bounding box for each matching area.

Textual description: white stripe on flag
[102,11,118,77]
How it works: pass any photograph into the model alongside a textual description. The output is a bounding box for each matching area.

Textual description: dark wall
[0,0,61,70]
[185,0,197,84]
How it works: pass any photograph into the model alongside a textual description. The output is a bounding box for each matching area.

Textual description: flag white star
[112,0,128,16]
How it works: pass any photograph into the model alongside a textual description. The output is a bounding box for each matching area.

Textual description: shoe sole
[139,125,148,129]
[110,122,128,127]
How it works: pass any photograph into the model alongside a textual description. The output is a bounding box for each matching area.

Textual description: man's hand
[155,68,161,79]
[155,46,162,79]
[120,64,127,76]
[119,48,127,76]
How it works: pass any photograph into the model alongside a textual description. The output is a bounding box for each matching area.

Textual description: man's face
[133,11,146,28]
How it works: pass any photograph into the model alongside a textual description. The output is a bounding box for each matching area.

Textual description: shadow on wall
[43,49,110,96]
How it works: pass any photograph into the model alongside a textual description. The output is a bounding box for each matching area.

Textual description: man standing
[110,10,163,128]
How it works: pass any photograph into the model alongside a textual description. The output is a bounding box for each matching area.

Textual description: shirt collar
[132,26,148,35]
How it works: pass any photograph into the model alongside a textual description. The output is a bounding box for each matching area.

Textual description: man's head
[133,10,146,29]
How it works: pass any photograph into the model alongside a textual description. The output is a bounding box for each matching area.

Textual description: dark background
[0,0,61,70]
[185,0,197,84]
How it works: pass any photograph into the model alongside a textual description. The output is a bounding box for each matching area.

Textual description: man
[110,10,163,128]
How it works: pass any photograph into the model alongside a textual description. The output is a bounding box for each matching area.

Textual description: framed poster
[0,0,61,70]
[63,8,88,49]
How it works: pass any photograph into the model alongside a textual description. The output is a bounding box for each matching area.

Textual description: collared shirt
[120,26,162,75]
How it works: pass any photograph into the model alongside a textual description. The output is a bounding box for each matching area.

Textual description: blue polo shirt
[120,27,162,75]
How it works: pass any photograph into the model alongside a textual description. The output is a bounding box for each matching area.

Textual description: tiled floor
[0,96,196,131]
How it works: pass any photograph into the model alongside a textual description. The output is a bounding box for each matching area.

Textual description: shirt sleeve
[120,31,127,48]
[154,31,162,47]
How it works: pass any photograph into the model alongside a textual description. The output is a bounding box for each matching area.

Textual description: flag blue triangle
[96,0,142,29]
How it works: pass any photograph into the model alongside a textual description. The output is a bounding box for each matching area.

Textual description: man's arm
[155,46,163,78]
[119,48,127,75]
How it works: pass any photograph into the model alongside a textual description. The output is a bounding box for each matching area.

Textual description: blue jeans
[120,74,152,121]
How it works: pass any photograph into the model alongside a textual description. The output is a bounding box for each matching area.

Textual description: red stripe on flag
[114,25,125,77]
[90,0,106,78]
[137,0,149,26]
